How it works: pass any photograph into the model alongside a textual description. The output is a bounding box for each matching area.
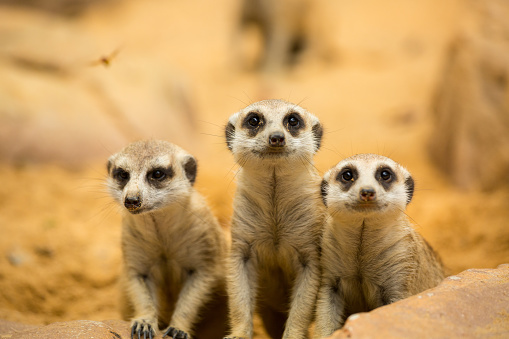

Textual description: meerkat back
[315,154,444,338]
[106,140,228,339]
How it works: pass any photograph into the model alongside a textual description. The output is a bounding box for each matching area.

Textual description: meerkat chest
[333,221,411,287]
[125,214,205,269]
[236,182,321,249]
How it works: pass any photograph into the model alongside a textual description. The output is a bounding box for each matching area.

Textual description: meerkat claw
[130,321,155,339]
[163,327,189,339]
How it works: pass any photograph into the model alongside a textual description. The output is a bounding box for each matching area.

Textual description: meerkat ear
[405,175,415,204]
[106,159,113,174]
[320,179,328,206]
[225,122,235,151]
[312,121,323,152]
[183,156,198,185]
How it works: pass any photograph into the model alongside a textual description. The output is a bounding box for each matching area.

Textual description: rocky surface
[327,264,509,339]
[0,319,131,339]
[1,265,507,338]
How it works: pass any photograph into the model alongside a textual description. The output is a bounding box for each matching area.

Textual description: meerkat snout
[124,195,142,210]
[359,187,376,202]
[268,131,285,147]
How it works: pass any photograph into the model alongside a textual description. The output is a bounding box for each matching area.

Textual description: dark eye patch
[336,166,358,191]
[241,111,265,137]
[112,167,129,189]
[283,112,306,137]
[376,167,396,191]
[147,167,173,188]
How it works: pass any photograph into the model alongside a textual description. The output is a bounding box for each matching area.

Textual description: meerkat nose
[124,196,142,210]
[269,132,285,147]
[359,187,376,202]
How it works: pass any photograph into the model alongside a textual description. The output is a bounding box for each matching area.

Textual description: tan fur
[315,154,444,338]
[107,140,228,339]
[224,100,326,339]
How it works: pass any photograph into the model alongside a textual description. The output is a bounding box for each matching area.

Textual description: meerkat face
[321,154,414,217]
[106,140,197,215]
[225,99,323,164]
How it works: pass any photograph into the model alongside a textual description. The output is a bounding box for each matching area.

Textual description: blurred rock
[0,0,112,17]
[429,0,509,190]
[0,319,38,335]
[327,264,509,339]
[0,6,197,167]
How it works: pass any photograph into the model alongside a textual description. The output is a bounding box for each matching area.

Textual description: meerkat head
[320,154,414,217]
[224,99,323,165]
[106,140,197,215]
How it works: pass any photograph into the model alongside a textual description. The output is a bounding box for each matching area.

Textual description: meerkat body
[315,154,444,338]
[224,99,326,339]
[107,140,228,339]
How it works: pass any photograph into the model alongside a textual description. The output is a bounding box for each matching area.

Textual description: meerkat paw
[163,326,190,339]
[130,318,156,339]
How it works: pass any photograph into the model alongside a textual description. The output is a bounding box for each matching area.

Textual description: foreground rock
[328,264,509,339]
[0,319,133,339]
[1,265,507,338]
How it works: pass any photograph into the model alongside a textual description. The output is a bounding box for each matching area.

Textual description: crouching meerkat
[224,99,326,339]
[107,140,228,339]
[315,154,445,338]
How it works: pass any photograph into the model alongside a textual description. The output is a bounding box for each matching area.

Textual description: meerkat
[314,154,445,338]
[223,99,326,339]
[106,140,228,339]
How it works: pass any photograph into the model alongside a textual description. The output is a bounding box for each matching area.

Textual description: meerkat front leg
[314,277,345,339]
[162,268,217,339]
[124,269,158,339]
[224,240,258,339]
[282,255,320,339]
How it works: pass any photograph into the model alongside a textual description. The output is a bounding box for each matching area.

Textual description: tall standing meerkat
[107,140,228,339]
[224,99,326,339]
[315,154,445,338]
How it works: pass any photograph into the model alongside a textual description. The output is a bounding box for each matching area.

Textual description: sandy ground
[0,0,508,337]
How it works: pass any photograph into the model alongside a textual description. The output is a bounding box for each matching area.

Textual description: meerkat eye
[148,168,170,181]
[242,112,265,132]
[342,170,354,182]
[113,168,129,181]
[284,113,304,132]
[152,170,165,180]
[381,170,392,181]
[248,115,260,127]
[288,115,299,127]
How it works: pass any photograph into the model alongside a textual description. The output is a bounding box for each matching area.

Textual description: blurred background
[0,0,508,335]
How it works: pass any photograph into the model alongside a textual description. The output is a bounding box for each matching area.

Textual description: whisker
[200,133,224,138]
[197,120,224,128]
